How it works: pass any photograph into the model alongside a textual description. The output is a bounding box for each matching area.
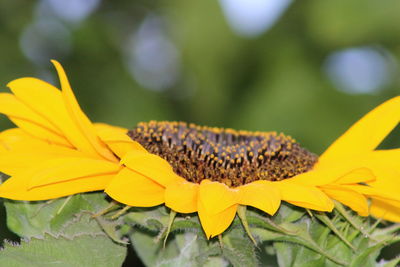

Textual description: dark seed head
[128,121,318,186]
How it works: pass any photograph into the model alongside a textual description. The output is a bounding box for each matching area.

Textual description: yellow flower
[0,61,399,239]
[104,99,400,238]
[0,60,142,200]
[314,96,400,221]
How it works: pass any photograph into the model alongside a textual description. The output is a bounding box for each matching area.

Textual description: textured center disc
[128,121,317,186]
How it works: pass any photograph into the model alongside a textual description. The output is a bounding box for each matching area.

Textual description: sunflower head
[129,120,318,186]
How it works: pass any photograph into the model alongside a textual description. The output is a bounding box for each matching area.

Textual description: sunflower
[0,62,399,239]
[104,100,400,238]
[0,60,143,200]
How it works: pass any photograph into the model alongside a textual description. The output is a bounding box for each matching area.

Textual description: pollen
[128,121,318,186]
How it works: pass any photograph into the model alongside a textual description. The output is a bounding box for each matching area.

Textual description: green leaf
[221,223,259,267]
[156,233,207,267]
[274,203,306,223]
[0,234,126,267]
[378,257,400,267]
[124,206,169,233]
[4,193,109,238]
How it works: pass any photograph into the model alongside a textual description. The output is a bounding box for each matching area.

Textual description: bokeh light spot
[19,18,71,65]
[219,0,292,37]
[324,47,394,94]
[45,0,100,23]
[125,15,180,92]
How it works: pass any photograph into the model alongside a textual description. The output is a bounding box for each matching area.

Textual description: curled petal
[320,184,369,216]
[237,180,281,215]
[121,150,184,187]
[165,181,199,213]
[198,179,238,215]
[95,123,146,158]
[274,181,334,211]
[198,200,238,239]
[52,60,117,162]
[105,168,165,207]
[320,96,400,163]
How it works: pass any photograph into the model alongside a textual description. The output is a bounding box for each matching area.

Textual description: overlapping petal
[0,61,124,201]
[0,172,114,201]
[27,157,121,189]
[95,123,146,158]
[370,199,400,222]
[237,180,280,215]
[320,184,368,216]
[315,96,400,219]
[52,60,117,162]
[198,180,238,215]
[121,150,184,187]
[165,181,199,213]
[274,181,334,211]
[105,168,165,207]
[0,93,71,147]
[198,200,238,239]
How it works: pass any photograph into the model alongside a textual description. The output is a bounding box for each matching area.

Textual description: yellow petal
[51,60,117,162]
[0,93,67,144]
[95,123,146,158]
[0,93,72,146]
[0,129,89,175]
[320,96,400,163]
[0,173,113,201]
[121,150,184,187]
[370,199,400,222]
[7,76,106,160]
[104,168,165,207]
[345,184,400,203]
[198,201,238,239]
[237,180,281,215]
[27,157,121,189]
[334,167,375,184]
[284,169,338,186]
[165,181,199,213]
[0,149,85,176]
[320,184,369,216]
[363,164,400,201]
[0,128,53,151]
[274,181,334,211]
[8,117,72,147]
[290,167,375,186]
[198,179,239,215]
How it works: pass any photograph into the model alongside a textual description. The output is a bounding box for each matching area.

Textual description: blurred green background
[0,0,399,264]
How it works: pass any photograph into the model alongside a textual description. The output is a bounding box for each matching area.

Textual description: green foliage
[122,203,399,267]
[1,193,127,267]
[0,234,126,267]
[4,193,109,238]
[0,193,398,266]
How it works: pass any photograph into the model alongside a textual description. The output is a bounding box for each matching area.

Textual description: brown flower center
[128,121,317,186]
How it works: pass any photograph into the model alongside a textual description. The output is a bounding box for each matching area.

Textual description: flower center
[128,121,317,186]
